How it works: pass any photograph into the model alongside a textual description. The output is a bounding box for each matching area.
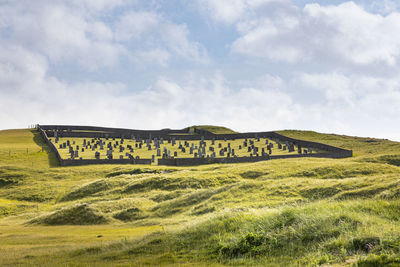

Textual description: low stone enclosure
[37,124,352,166]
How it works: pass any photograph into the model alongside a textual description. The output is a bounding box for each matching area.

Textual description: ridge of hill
[0,128,400,266]
[189,125,237,134]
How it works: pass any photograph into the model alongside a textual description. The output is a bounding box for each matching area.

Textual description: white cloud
[115,11,159,41]
[196,0,289,24]
[1,42,400,141]
[197,0,248,24]
[105,73,299,130]
[68,0,126,12]
[115,11,209,64]
[230,1,400,67]
[0,0,207,70]
[133,49,171,66]
[291,71,400,140]
[299,73,354,104]
[0,0,125,70]
[0,46,298,132]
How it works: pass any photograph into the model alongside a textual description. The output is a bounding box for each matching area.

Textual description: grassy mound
[123,173,238,193]
[106,168,160,178]
[239,171,270,179]
[361,154,400,167]
[60,180,110,202]
[291,163,397,179]
[113,207,148,222]
[30,203,109,225]
[121,200,400,266]
[152,186,231,217]
[0,167,27,187]
[190,125,237,134]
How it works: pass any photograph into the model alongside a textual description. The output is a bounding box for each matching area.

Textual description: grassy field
[1,128,400,266]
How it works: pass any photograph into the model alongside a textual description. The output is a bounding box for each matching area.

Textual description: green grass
[29,203,109,225]
[190,125,237,134]
[0,128,400,266]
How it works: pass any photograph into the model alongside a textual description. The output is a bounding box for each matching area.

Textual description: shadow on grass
[30,129,60,167]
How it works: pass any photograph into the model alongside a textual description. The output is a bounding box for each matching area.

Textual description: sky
[1,0,400,140]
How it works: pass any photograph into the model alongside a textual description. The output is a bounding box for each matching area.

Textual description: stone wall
[40,124,188,139]
[37,125,353,167]
[60,158,151,166]
[157,152,352,166]
[38,125,349,155]
[38,127,63,165]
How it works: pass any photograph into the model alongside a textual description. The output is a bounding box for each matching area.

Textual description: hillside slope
[0,128,400,266]
[189,125,237,134]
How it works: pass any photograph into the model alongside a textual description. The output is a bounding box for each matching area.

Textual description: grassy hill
[189,125,237,134]
[0,128,400,266]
